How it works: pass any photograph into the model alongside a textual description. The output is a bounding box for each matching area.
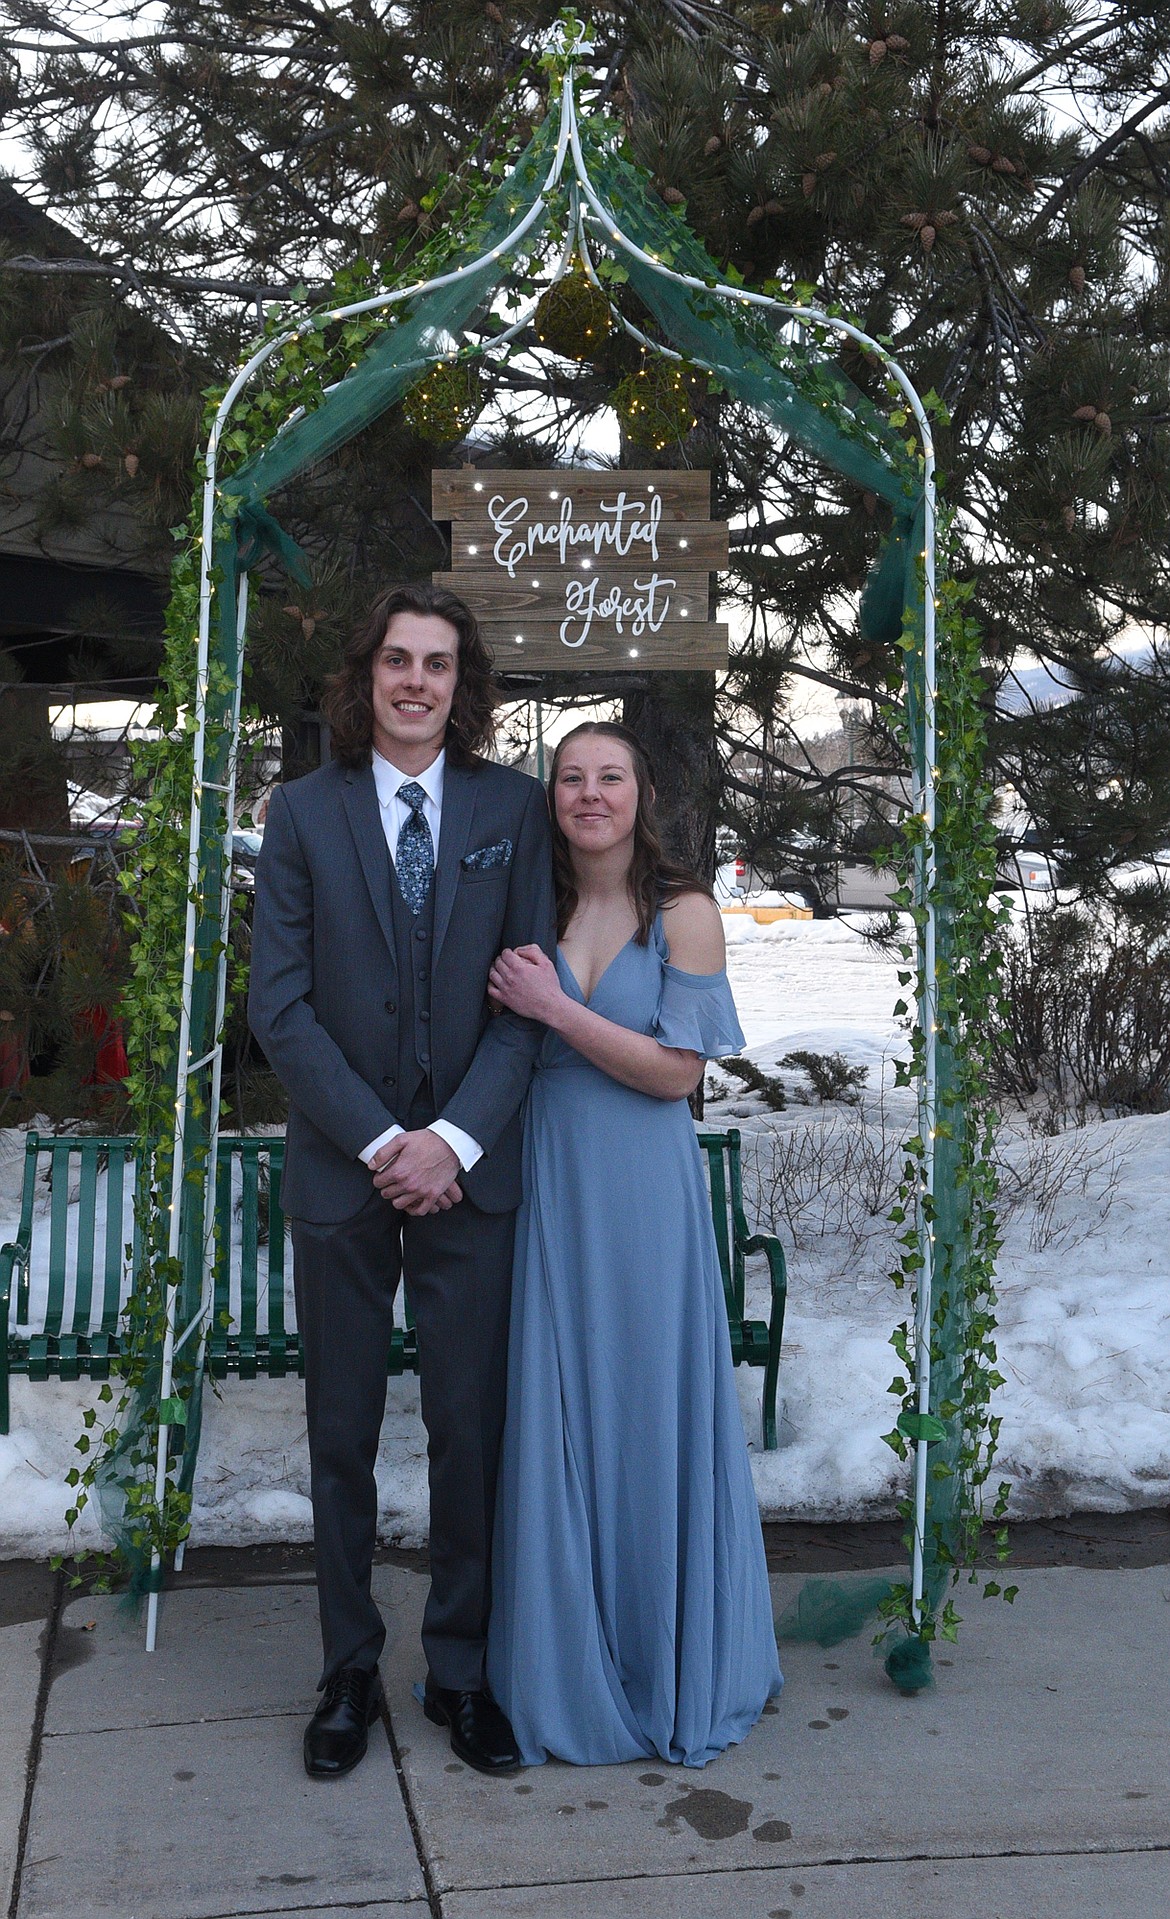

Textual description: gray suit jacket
[248,753,556,1223]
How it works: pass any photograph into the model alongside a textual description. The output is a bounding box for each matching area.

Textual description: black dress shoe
[304,1666,384,1778]
[423,1680,521,1775]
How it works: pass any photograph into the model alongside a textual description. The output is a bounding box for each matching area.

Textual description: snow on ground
[1,917,1167,1556]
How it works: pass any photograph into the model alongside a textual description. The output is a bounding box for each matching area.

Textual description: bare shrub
[744,1073,904,1253]
[993,891,1170,1121]
[994,1127,1125,1254]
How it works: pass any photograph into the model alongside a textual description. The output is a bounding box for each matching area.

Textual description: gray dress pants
[292,1181,514,1692]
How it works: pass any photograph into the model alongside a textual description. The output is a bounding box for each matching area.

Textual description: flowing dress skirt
[487,930,781,1767]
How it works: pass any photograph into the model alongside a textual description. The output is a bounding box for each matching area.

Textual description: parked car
[230,827,264,889]
[998,848,1058,892]
[717,854,899,917]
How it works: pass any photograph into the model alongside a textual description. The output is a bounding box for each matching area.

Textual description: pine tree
[1,0,1166,890]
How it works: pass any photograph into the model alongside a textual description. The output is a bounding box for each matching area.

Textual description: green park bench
[1,1127,787,1446]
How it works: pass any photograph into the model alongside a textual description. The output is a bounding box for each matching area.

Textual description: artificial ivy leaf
[897,1410,948,1445]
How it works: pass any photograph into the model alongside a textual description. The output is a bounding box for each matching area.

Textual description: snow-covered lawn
[1,916,1167,1557]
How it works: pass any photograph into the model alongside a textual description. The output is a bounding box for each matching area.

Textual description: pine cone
[1061,503,1076,531]
[106,374,131,391]
[80,452,103,468]
[283,605,302,619]
[704,134,723,156]
[484,1,503,20]
[397,201,420,223]
[662,186,686,205]
[815,150,837,170]
[991,155,1016,174]
[968,144,992,165]
[801,172,816,197]
[747,203,767,225]
[122,453,139,478]
[935,210,959,227]
[868,39,887,64]
[764,199,783,215]
[1068,265,1086,293]
[815,80,834,98]
[920,225,937,252]
[901,211,928,229]
[886,33,910,51]
[1072,404,1098,422]
[1094,411,1112,435]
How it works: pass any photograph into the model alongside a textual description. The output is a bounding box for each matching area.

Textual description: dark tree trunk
[623,672,721,1124]
[280,710,328,780]
[623,672,719,881]
[0,684,70,833]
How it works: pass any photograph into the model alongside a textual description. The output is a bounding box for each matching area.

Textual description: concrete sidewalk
[3,1552,1169,1919]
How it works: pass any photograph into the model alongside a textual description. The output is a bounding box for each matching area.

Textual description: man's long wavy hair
[549,722,711,943]
[323,581,497,769]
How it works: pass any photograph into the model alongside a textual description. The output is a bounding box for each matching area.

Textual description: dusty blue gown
[487,915,781,1768]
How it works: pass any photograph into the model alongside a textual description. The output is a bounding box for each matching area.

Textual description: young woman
[485,721,781,1769]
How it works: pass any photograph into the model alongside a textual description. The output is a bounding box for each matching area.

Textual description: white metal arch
[148,25,940,1650]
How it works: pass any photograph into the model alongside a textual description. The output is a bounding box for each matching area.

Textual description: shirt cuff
[359,1123,404,1166]
[428,1118,484,1172]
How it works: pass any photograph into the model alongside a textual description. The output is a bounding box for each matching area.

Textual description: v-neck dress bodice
[487,914,781,1769]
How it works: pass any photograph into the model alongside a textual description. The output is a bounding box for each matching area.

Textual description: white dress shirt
[358,747,483,1175]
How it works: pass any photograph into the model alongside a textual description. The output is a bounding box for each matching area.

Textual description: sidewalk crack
[6,1566,64,1919]
[382,1696,444,1918]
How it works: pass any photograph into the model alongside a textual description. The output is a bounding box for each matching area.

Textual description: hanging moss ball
[533,266,612,360]
[402,360,482,442]
[612,358,698,451]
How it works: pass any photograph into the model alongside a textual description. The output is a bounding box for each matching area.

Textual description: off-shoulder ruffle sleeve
[652,963,746,1059]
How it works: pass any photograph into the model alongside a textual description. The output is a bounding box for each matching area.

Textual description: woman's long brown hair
[548,721,711,942]
[323,581,497,768]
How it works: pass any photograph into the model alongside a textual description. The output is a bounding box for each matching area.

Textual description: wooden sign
[432,467,728,670]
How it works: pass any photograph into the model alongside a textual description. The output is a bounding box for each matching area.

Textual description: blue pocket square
[461,838,513,871]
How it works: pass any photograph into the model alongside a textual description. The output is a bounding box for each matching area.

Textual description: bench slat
[71,1148,99,1337]
[266,1146,289,1376]
[238,1150,259,1378]
[100,1146,129,1333]
[210,1145,234,1377]
[45,1142,74,1342]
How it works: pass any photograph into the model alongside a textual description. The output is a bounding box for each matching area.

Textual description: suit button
[419,1054,430,1068]
[414,927,428,941]
[419,1009,431,1022]
[417,966,428,981]
[384,1000,396,1014]
[382,1074,395,1087]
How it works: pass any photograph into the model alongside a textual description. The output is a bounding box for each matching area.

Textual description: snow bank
[2,918,1167,1554]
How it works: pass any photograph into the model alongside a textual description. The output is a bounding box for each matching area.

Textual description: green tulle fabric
[776,1577,898,1649]
[775,1578,935,1692]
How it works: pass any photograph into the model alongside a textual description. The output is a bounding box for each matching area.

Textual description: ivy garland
[875,459,1014,1653]
[59,55,1009,1652]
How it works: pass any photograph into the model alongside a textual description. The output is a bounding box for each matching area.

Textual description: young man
[249,582,555,1779]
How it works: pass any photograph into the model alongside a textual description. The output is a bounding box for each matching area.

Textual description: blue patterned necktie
[395,780,435,916]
